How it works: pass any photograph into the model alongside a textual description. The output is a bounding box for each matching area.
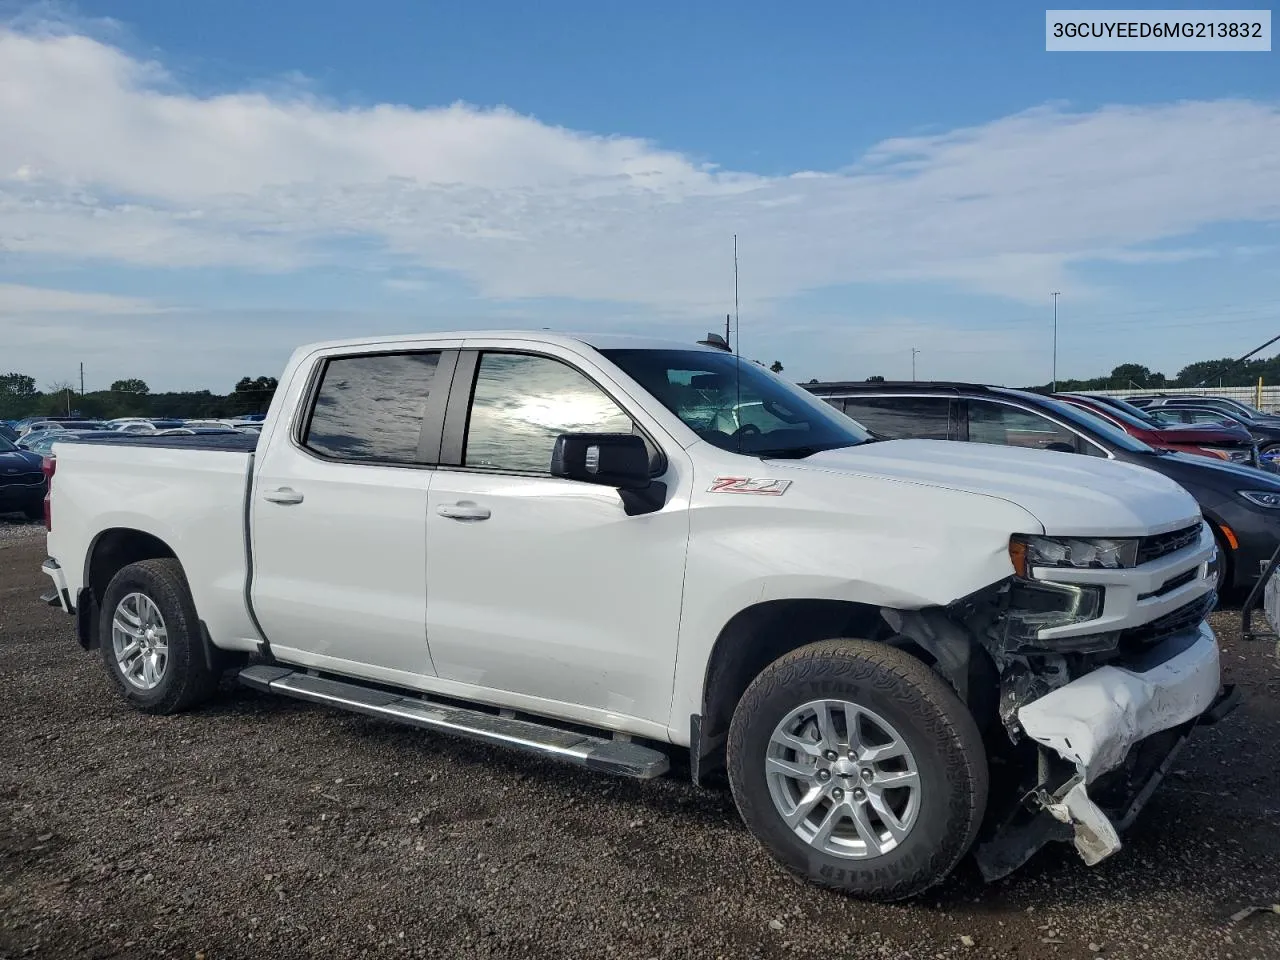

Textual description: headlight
[1003,579,1109,649]
[1239,490,1280,508]
[1009,534,1139,577]
[1198,446,1251,462]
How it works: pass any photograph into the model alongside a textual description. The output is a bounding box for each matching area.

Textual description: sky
[1,0,1278,392]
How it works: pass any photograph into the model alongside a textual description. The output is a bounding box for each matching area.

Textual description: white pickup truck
[39,331,1237,900]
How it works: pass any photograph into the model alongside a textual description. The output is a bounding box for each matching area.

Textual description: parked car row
[0,432,46,519]
[0,417,264,516]
[804,382,1280,595]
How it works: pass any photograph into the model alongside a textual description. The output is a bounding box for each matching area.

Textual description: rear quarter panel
[47,442,259,651]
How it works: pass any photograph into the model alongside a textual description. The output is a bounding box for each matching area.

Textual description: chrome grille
[1136,524,1201,565]
[1117,592,1214,652]
[0,472,43,486]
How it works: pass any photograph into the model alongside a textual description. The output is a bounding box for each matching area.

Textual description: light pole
[1051,291,1061,392]
[911,347,920,381]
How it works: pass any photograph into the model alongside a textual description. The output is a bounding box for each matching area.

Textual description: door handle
[437,501,491,521]
[263,487,305,505]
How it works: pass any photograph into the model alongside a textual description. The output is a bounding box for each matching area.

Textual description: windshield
[1012,392,1155,453]
[1223,398,1266,417]
[1093,395,1167,426]
[600,348,871,457]
[0,435,16,453]
[1067,396,1160,433]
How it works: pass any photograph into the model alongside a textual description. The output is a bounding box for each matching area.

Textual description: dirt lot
[1,521,1278,960]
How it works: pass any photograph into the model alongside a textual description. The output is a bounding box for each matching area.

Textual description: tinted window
[1008,393,1153,453]
[968,400,1080,451]
[1062,397,1152,432]
[464,353,635,473]
[1097,395,1165,426]
[1185,409,1235,424]
[304,352,441,463]
[838,396,953,440]
[602,349,869,457]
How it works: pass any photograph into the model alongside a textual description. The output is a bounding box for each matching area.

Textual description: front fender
[666,482,1041,740]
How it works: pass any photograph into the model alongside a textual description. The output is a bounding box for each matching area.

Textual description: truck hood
[785,440,1201,537]
[0,448,43,472]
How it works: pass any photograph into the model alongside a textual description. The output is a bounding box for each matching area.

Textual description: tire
[21,504,42,521]
[99,558,219,714]
[727,639,988,901]
[1209,526,1231,599]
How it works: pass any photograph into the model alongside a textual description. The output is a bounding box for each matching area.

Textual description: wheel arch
[1198,508,1237,592]
[692,597,999,785]
[79,528,180,649]
[694,599,891,783]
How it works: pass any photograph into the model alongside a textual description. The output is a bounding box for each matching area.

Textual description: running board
[237,665,669,779]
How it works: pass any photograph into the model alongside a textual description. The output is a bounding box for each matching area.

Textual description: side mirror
[550,433,651,490]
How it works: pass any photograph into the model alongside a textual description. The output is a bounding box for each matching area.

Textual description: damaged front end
[898,522,1240,880]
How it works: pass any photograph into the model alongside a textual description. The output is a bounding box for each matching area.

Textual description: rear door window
[836,396,956,440]
[303,352,441,463]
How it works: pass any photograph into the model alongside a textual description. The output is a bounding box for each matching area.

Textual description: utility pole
[1051,292,1061,392]
[911,348,920,381]
[79,362,84,396]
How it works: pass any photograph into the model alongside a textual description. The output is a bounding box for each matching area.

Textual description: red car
[1055,392,1260,466]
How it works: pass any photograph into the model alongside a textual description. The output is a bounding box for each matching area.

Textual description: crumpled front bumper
[979,620,1234,876]
[1019,621,1222,785]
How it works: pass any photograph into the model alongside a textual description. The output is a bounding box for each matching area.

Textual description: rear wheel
[99,558,219,714]
[727,639,988,901]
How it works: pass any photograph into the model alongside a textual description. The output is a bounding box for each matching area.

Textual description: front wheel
[727,639,988,901]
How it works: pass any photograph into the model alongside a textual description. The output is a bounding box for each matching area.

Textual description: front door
[251,348,449,687]
[424,346,690,725]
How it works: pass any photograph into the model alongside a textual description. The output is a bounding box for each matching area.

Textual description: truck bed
[61,433,260,453]
[45,432,260,656]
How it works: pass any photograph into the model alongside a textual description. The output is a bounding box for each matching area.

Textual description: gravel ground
[0,515,42,545]
[2,525,1279,960]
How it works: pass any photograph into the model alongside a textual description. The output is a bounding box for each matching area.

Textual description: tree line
[1025,355,1280,393]
[0,374,279,421]
[835,355,1278,391]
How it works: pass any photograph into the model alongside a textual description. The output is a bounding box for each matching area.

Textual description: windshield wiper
[757,441,862,459]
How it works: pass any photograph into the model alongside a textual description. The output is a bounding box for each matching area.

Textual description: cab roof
[297,330,723,355]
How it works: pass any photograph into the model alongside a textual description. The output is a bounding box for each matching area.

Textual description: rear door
[250,346,457,686]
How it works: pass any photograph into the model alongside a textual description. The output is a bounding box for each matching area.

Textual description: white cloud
[0,282,163,314]
[1,25,1279,316]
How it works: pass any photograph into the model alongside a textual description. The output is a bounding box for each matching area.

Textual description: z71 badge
[708,477,792,495]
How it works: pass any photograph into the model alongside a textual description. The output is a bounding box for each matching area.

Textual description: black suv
[1128,394,1280,427]
[804,381,1280,593]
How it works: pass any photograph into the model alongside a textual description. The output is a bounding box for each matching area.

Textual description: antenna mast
[733,235,743,453]
[733,235,740,355]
